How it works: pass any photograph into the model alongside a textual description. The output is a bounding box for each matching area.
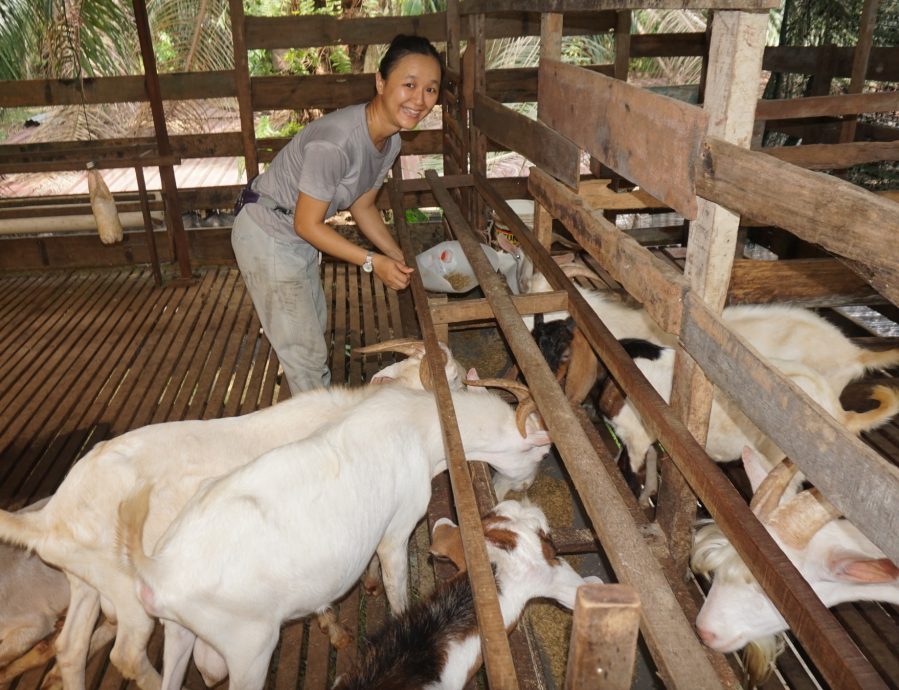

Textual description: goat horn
[464,378,530,403]
[749,459,798,521]
[766,488,841,550]
[354,338,424,357]
[464,378,540,437]
[418,344,450,392]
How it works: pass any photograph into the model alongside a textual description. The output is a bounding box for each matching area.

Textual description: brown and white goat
[692,447,899,686]
[332,499,600,690]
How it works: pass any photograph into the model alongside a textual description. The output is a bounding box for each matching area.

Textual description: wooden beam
[133,0,191,281]
[696,136,899,304]
[763,45,899,81]
[460,0,780,11]
[229,0,258,179]
[428,291,568,325]
[680,290,899,565]
[528,166,686,335]
[755,91,899,120]
[387,174,519,690]
[762,140,899,169]
[538,59,707,219]
[727,258,877,306]
[473,93,580,189]
[244,13,446,50]
[460,172,729,689]
[841,0,881,143]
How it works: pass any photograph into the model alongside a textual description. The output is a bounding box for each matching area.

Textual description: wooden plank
[763,45,899,81]
[251,73,376,111]
[245,13,446,50]
[762,140,899,169]
[539,59,706,219]
[461,0,780,11]
[428,291,568,325]
[391,175,519,690]
[473,93,580,189]
[727,258,878,306]
[755,91,899,121]
[465,173,732,689]
[695,136,899,304]
[527,166,686,336]
[541,12,563,60]
[0,71,236,108]
[348,267,362,385]
[578,178,667,211]
[679,290,899,564]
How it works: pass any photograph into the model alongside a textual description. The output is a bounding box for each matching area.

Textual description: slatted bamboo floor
[0,264,435,690]
[1,263,898,690]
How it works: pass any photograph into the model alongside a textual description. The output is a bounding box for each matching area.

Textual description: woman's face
[375,53,441,130]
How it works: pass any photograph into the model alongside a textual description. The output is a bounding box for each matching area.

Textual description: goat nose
[697,627,717,646]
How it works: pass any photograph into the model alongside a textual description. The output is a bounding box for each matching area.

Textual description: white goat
[118,384,551,690]
[332,499,601,690]
[0,499,68,673]
[606,339,899,502]
[527,270,899,400]
[0,342,465,690]
[691,447,899,686]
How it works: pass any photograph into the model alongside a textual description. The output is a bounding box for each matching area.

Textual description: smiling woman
[231,34,444,395]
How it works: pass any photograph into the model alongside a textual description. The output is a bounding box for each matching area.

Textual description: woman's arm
[293,190,412,290]
[348,187,403,260]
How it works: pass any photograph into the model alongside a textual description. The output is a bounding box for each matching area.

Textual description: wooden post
[614,11,631,82]
[840,0,881,143]
[229,0,259,179]
[131,0,192,282]
[469,13,488,241]
[564,584,640,690]
[658,10,768,570]
[540,13,563,61]
[443,0,463,194]
[134,165,162,287]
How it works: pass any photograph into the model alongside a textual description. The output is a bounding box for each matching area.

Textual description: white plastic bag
[87,166,124,245]
[415,240,506,294]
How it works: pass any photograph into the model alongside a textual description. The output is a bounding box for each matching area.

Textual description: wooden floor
[2,263,898,690]
[0,264,428,690]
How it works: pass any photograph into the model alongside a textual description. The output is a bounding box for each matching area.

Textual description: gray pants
[231,209,331,394]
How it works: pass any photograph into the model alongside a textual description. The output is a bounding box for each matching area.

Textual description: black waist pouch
[234,185,260,216]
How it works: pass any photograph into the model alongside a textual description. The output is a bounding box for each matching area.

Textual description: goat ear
[526,421,552,447]
[827,551,899,583]
[495,232,516,255]
[430,520,467,572]
[551,251,575,265]
[370,375,394,385]
[742,446,771,494]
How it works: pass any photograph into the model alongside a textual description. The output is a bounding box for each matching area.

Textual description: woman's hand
[373,254,414,290]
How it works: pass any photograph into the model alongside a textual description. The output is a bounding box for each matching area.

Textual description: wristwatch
[362,252,374,273]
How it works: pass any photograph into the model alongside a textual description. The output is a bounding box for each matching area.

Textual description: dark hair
[379,34,444,85]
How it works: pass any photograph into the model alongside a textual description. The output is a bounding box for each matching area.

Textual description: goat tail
[116,485,168,615]
[0,506,44,551]
[117,483,152,573]
[858,346,899,374]
[844,385,899,434]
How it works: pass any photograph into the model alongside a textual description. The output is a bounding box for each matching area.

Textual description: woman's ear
[375,72,385,95]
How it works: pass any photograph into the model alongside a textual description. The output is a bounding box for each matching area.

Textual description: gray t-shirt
[246,103,401,246]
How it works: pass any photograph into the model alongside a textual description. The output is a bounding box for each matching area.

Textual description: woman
[232,35,443,394]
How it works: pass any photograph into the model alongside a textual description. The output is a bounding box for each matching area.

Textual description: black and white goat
[333,499,600,690]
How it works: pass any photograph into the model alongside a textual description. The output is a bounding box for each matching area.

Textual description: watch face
[363,255,373,272]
